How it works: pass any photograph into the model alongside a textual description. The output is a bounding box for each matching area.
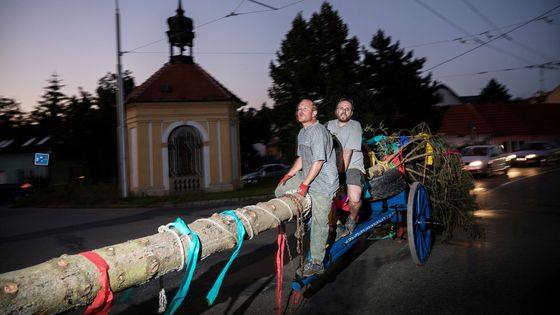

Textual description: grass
[10,177,278,208]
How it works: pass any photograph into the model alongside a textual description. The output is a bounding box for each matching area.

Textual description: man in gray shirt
[275,99,339,277]
[325,98,365,238]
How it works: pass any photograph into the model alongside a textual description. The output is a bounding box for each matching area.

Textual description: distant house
[0,134,71,185]
[434,84,481,107]
[435,102,560,151]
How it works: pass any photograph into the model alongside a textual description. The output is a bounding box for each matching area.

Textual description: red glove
[277,173,294,186]
[297,183,309,196]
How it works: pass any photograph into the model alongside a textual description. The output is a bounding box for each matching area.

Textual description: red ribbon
[333,195,350,212]
[80,251,114,315]
[276,224,287,315]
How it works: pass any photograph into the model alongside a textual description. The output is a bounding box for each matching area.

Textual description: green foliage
[478,78,512,103]
[0,97,25,136]
[267,2,439,161]
[84,71,135,182]
[22,71,136,184]
[363,123,483,240]
[360,30,439,130]
[268,2,361,160]
[238,105,279,172]
[29,73,69,132]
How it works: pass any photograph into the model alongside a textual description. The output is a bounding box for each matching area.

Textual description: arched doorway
[168,125,202,192]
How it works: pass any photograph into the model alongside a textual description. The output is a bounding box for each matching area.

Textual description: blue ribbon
[206,210,246,305]
[164,217,200,315]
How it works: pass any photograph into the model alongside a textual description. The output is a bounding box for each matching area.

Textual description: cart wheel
[407,182,432,265]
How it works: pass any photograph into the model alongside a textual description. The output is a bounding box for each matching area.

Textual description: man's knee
[346,185,362,204]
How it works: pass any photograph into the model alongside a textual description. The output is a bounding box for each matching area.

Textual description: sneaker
[296,260,325,278]
[336,217,356,239]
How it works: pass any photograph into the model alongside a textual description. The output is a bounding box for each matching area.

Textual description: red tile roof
[437,102,560,136]
[127,62,245,105]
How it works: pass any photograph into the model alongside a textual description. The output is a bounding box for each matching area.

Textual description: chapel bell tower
[166,0,195,64]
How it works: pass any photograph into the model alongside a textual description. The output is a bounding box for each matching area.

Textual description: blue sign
[34,153,50,166]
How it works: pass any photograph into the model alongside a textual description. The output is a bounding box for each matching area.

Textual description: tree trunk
[0,194,307,315]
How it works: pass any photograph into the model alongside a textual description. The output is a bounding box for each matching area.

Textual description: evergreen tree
[268,2,360,160]
[30,73,68,133]
[478,78,511,103]
[0,97,25,137]
[63,88,97,175]
[238,104,278,172]
[90,71,135,182]
[361,30,438,130]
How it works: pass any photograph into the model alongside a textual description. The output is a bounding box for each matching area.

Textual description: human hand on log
[277,173,294,186]
[297,183,309,196]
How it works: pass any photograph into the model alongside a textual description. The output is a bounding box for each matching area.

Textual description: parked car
[511,141,560,166]
[241,164,290,184]
[460,145,510,176]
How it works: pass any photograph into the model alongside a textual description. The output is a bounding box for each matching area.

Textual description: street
[1,165,559,314]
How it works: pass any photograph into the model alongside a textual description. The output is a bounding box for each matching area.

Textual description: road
[1,165,559,314]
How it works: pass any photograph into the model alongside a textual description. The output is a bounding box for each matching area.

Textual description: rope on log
[0,194,310,315]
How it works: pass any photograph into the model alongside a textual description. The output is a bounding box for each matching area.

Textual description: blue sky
[1,0,559,112]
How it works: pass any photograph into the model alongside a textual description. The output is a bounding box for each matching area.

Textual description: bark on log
[0,194,308,315]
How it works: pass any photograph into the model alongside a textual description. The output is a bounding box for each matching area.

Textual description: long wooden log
[0,194,308,315]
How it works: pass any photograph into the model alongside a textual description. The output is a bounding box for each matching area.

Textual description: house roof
[436,102,560,136]
[0,135,54,155]
[127,61,245,105]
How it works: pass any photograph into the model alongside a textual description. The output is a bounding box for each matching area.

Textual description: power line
[125,0,305,54]
[415,0,535,65]
[405,12,560,49]
[438,61,560,78]
[460,0,556,61]
[421,3,560,73]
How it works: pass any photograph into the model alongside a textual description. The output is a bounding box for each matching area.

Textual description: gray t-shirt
[297,121,339,194]
[325,119,365,174]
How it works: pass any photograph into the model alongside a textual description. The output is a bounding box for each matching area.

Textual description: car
[511,141,560,166]
[460,144,510,176]
[241,163,290,184]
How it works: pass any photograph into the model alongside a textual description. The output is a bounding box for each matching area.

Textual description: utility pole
[115,0,128,198]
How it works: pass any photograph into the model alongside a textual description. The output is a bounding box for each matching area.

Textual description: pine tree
[0,97,25,137]
[268,2,360,160]
[360,30,438,130]
[478,78,511,103]
[30,73,68,133]
[63,88,97,176]
[90,71,135,182]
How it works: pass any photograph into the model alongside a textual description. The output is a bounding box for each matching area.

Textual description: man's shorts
[346,168,365,187]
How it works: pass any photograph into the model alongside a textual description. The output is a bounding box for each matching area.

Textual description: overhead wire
[415,0,535,66]
[123,1,558,82]
[438,61,560,78]
[421,3,560,72]
[459,0,556,62]
[125,0,305,54]
[404,12,560,49]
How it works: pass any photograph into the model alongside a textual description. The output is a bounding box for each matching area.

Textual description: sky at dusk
[1,0,559,112]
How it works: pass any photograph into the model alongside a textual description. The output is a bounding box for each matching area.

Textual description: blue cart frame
[292,181,434,291]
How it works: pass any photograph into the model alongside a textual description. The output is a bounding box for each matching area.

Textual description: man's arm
[287,157,303,176]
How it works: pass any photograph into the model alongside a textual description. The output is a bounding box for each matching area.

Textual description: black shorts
[346,168,365,187]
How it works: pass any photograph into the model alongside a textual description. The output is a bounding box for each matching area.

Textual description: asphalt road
[1,165,559,314]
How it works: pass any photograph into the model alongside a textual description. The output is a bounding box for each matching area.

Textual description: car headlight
[525,154,537,159]
[506,154,516,161]
[469,160,483,167]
